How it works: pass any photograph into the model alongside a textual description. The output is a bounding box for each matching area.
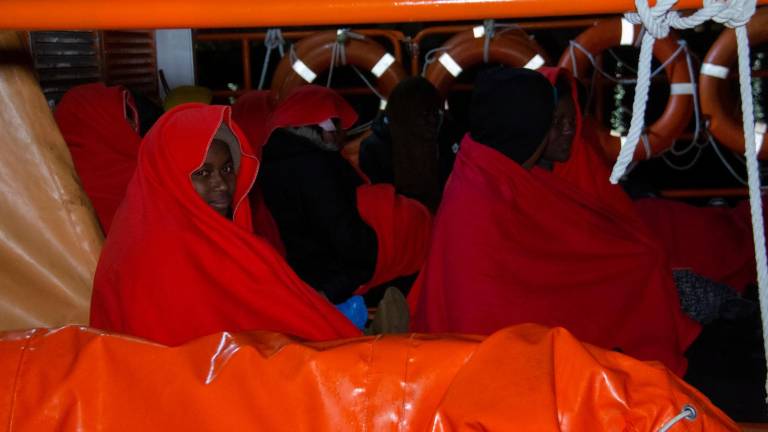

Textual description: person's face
[191,139,236,217]
[542,96,577,163]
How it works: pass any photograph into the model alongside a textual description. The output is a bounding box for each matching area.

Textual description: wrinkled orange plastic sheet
[0,31,102,332]
[0,324,737,431]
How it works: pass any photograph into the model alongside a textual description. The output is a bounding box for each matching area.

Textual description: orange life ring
[423,28,548,96]
[270,31,407,101]
[558,17,694,161]
[700,8,768,159]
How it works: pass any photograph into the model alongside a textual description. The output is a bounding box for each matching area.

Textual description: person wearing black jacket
[260,125,378,304]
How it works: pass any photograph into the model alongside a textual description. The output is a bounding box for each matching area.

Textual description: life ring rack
[558,17,694,161]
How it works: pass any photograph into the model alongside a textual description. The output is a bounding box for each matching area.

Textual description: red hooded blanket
[90,104,360,345]
[231,90,286,255]
[55,83,141,233]
[265,85,432,294]
[410,69,698,374]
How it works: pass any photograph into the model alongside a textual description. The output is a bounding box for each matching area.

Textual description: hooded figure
[258,86,378,304]
[360,77,443,212]
[410,67,699,375]
[231,90,286,255]
[55,83,142,233]
[259,86,431,304]
[90,103,360,345]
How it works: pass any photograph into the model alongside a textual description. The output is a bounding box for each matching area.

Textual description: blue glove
[335,295,367,330]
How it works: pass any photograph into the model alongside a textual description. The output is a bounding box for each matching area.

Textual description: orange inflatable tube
[0,325,737,431]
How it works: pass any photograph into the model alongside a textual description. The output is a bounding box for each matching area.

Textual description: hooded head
[267,85,358,152]
[469,67,556,168]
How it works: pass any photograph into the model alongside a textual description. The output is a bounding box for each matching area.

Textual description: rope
[326,28,366,88]
[421,47,449,76]
[735,24,768,404]
[658,405,697,432]
[616,0,766,401]
[258,29,285,90]
[710,134,749,184]
[568,39,687,85]
[610,0,751,183]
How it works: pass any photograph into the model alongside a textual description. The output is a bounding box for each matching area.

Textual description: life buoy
[558,17,694,161]
[270,30,407,101]
[423,27,548,96]
[700,8,768,159]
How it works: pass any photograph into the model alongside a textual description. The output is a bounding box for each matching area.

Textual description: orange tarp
[0,324,737,431]
[3,0,768,30]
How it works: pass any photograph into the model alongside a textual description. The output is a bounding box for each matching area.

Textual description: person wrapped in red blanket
[90,103,360,345]
[257,86,431,306]
[410,67,699,375]
[55,83,142,234]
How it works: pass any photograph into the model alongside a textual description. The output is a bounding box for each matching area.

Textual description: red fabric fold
[55,83,141,233]
[411,85,699,374]
[634,199,756,293]
[90,103,360,345]
[539,68,758,294]
[354,184,432,294]
[232,90,286,255]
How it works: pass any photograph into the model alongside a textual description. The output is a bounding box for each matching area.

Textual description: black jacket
[260,129,378,303]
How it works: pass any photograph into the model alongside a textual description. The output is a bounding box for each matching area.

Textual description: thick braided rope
[611,0,738,183]
[735,22,768,403]
[617,0,766,402]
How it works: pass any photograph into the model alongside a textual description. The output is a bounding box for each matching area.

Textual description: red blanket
[90,104,360,345]
[410,133,698,374]
[634,199,756,293]
[55,83,141,233]
[354,183,432,293]
[232,90,286,255]
[540,68,758,294]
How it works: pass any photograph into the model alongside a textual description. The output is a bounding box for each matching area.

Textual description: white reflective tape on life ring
[439,53,463,78]
[473,25,485,38]
[701,63,729,79]
[756,121,766,153]
[379,99,388,110]
[620,18,635,46]
[292,59,317,83]
[371,53,395,78]
[670,83,695,95]
[524,54,545,70]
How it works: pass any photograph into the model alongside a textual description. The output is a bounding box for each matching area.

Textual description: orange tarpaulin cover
[0,325,737,431]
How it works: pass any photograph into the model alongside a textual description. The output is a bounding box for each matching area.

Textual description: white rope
[611,0,748,183]
[735,22,768,405]
[258,29,285,90]
[618,0,767,402]
[658,405,697,432]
